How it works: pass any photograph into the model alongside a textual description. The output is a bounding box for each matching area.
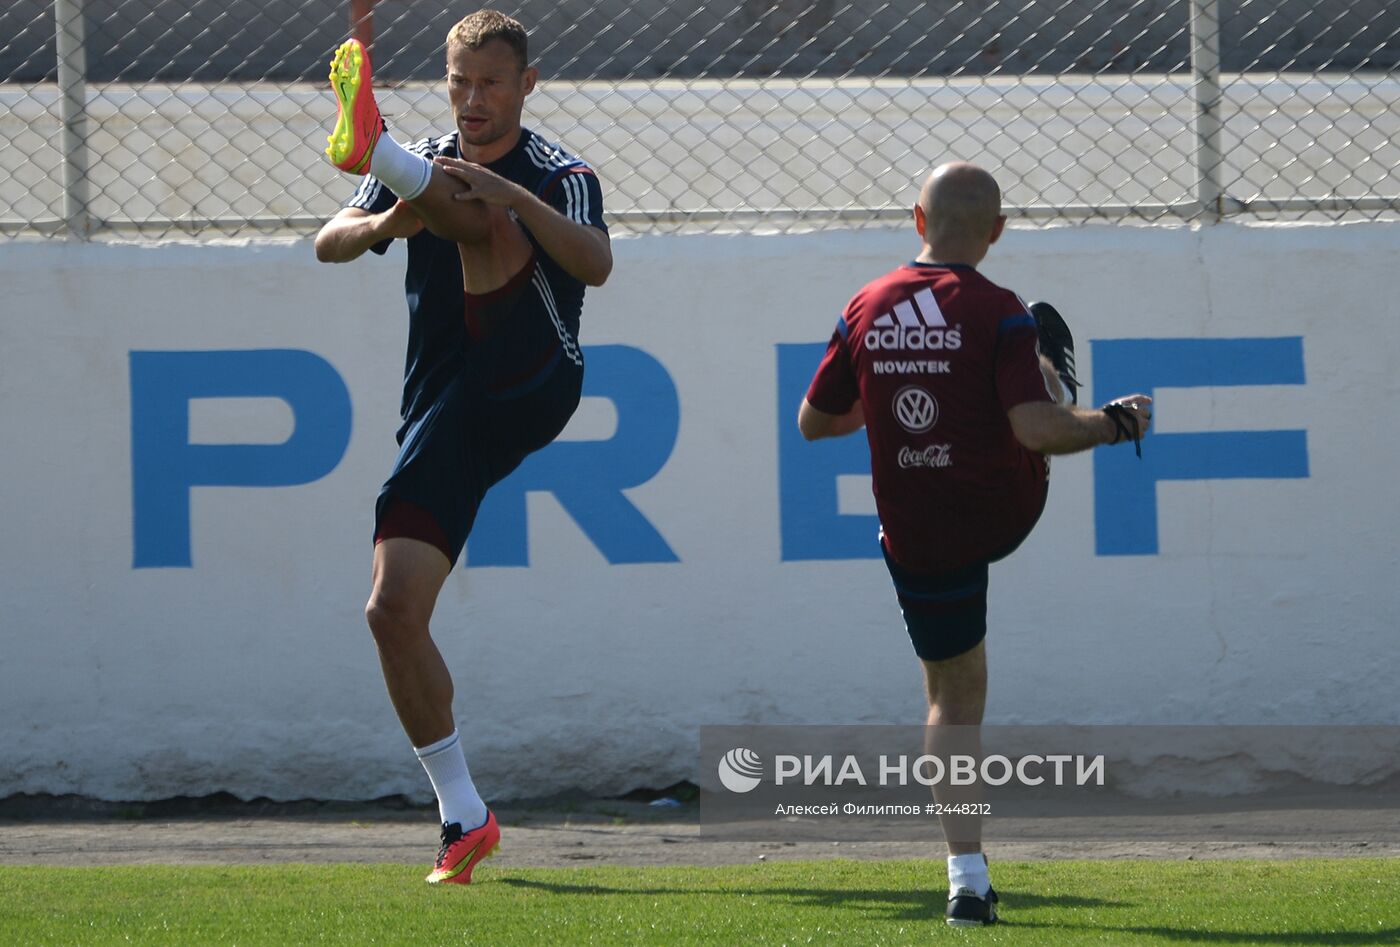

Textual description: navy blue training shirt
[346,127,607,425]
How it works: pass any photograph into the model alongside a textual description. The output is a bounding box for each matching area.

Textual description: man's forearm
[508,190,612,286]
[315,212,391,263]
[1008,400,1117,455]
[1034,406,1118,455]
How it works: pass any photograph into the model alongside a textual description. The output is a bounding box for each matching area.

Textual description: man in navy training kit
[314,9,611,884]
[799,161,1151,926]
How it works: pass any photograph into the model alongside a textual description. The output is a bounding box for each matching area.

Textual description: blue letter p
[130,349,352,568]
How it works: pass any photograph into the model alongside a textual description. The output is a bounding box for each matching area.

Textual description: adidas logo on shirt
[862,287,963,352]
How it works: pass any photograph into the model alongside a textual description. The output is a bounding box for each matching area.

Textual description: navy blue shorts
[374,259,583,566]
[882,539,989,662]
[881,520,1039,662]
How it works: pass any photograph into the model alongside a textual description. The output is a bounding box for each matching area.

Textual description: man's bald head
[917,162,1003,247]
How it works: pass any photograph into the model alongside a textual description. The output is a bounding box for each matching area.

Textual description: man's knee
[366,535,452,649]
[365,587,432,651]
[922,644,988,722]
[445,198,495,245]
[926,692,985,726]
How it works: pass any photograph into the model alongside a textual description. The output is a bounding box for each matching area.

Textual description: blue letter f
[1092,337,1309,556]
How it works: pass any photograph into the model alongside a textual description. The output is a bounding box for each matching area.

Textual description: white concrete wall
[2,221,1397,802]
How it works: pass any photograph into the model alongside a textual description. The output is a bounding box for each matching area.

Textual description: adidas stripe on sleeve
[541,168,606,230]
[536,161,606,231]
[348,174,391,213]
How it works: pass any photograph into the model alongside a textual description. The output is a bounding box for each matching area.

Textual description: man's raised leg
[324,38,506,247]
[454,205,533,294]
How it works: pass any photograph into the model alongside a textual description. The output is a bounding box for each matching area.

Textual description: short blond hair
[447,10,528,70]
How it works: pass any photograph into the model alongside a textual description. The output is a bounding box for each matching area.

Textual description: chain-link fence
[3,0,1398,239]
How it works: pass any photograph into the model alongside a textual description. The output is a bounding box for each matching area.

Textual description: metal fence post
[1190,0,1223,221]
[55,0,90,238]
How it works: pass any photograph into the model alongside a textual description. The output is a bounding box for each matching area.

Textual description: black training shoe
[1029,301,1080,405]
[946,885,999,927]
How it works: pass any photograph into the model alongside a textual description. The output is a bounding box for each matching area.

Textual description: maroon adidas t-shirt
[805,262,1055,574]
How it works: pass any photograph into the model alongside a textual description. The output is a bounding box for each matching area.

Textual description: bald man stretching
[799,162,1152,926]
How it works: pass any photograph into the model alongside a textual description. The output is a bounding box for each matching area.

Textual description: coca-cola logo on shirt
[898,444,954,469]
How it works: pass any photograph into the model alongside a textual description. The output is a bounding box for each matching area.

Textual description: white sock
[369,134,432,201]
[414,730,488,830]
[947,852,991,897]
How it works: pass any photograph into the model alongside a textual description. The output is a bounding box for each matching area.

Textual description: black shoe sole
[1029,300,1080,405]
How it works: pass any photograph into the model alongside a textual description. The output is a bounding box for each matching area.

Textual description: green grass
[1,859,1397,945]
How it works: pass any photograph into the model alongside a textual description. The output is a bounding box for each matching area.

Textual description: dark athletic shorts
[881,506,1043,662]
[374,256,583,566]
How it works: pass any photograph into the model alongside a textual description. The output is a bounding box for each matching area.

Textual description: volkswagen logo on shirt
[893,385,939,433]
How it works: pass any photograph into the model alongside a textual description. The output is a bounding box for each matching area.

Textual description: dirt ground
[2,792,1395,868]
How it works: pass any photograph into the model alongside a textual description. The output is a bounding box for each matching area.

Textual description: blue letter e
[777,342,878,561]
[130,349,352,568]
